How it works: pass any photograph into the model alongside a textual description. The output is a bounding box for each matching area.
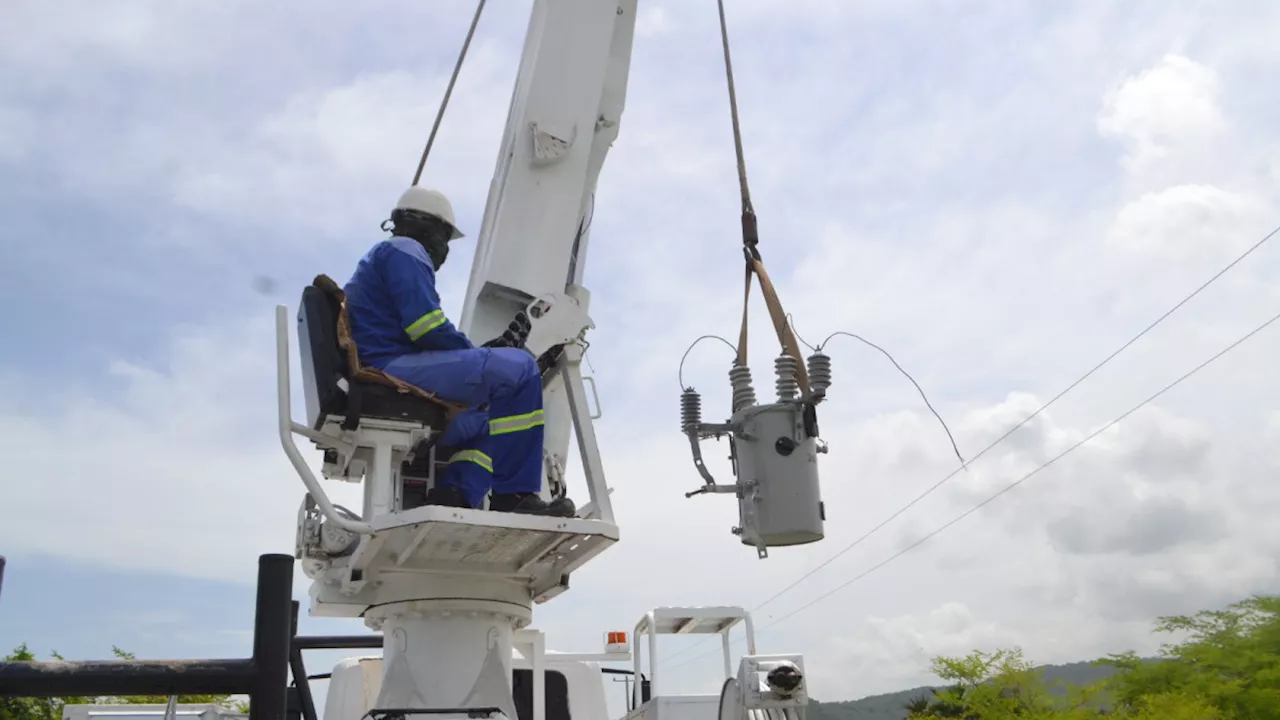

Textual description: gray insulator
[775,353,800,401]
[808,350,832,395]
[729,364,757,411]
[681,387,703,435]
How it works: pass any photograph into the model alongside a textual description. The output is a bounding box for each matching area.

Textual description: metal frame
[630,607,757,708]
[287,632,381,720]
[0,554,294,720]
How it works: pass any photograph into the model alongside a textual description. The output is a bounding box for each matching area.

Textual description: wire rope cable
[411,0,488,185]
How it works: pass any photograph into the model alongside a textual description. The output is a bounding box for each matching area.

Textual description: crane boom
[460,0,638,513]
[461,0,635,325]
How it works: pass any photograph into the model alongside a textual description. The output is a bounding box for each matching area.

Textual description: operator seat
[297,275,455,435]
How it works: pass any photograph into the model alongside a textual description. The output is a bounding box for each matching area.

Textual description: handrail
[275,304,372,535]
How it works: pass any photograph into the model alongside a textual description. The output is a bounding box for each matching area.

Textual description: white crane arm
[458,0,639,521]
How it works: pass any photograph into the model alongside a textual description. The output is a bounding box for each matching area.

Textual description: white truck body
[320,606,807,720]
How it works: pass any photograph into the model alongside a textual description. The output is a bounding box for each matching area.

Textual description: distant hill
[807,660,1135,720]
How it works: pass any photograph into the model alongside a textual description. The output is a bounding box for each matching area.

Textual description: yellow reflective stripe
[448,449,493,473]
[406,310,447,340]
[489,409,545,436]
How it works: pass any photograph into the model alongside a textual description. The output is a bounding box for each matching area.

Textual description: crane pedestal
[366,601,528,717]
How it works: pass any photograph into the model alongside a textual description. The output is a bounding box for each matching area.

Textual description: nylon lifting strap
[717,0,810,394]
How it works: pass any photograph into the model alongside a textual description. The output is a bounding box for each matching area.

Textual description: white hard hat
[394,185,464,239]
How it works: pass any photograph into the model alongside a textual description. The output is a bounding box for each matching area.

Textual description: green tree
[0,644,247,720]
[905,648,1103,719]
[1100,594,1280,720]
[906,594,1280,719]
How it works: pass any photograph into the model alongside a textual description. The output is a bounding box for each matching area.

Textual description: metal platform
[311,505,620,607]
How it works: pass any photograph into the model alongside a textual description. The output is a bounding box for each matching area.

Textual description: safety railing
[275,304,371,535]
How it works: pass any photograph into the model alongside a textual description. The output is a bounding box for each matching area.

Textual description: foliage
[904,594,1280,720]
[1099,594,1280,720]
[0,644,247,720]
[903,647,1104,719]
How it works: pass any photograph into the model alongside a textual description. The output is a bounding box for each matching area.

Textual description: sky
[3,0,1280,714]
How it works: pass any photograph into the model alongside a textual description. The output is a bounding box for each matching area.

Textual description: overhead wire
[668,303,1280,670]
[757,220,1280,605]
[664,219,1280,664]
[412,0,488,186]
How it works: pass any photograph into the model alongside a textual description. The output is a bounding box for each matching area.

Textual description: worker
[343,185,576,518]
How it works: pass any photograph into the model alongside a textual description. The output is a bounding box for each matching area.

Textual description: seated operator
[343,185,575,518]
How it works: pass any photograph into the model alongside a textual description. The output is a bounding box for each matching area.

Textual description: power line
[759,221,1280,604]
[662,220,1280,665]
[667,305,1280,670]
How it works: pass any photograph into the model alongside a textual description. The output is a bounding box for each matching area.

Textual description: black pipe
[0,658,257,696]
[0,555,6,604]
[292,635,384,650]
[289,602,319,720]
[250,554,295,720]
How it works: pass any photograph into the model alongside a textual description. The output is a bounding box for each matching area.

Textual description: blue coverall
[344,236,545,508]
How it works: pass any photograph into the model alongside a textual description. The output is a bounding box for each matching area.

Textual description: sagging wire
[788,314,966,467]
[679,334,740,391]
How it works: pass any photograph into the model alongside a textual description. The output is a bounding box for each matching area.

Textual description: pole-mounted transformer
[682,350,832,558]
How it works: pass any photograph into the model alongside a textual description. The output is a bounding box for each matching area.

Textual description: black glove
[481,311,532,349]
[508,311,531,345]
[537,346,563,375]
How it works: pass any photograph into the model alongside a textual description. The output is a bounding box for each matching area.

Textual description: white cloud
[4,0,1280,708]
[0,314,309,583]
[817,603,1024,697]
[1098,53,1225,174]
[169,43,520,243]
[1108,183,1259,256]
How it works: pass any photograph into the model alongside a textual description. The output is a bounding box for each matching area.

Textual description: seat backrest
[298,283,349,430]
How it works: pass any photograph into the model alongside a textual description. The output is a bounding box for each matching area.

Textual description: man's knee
[482,347,540,389]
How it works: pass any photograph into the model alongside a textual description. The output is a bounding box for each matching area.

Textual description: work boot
[489,492,576,517]
[402,481,428,510]
[422,485,472,509]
